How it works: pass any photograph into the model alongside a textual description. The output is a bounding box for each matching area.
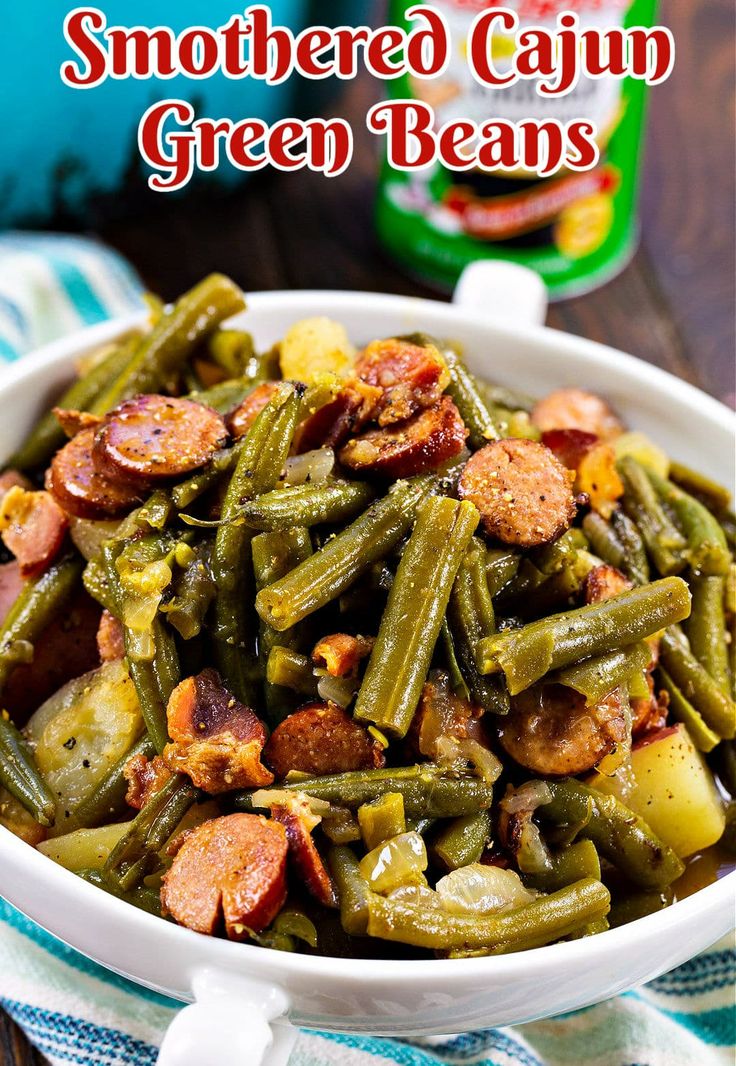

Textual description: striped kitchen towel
[0,233,734,1066]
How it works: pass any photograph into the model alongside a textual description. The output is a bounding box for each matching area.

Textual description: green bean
[611,508,650,585]
[476,380,535,415]
[660,626,735,739]
[645,467,730,578]
[240,481,375,532]
[212,384,302,703]
[668,460,732,516]
[91,275,245,414]
[74,734,157,829]
[104,774,197,891]
[485,549,521,598]
[353,497,479,737]
[429,810,491,871]
[0,714,56,827]
[448,538,509,715]
[358,793,406,851]
[161,543,216,640]
[685,576,730,693]
[540,779,685,889]
[582,512,628,572]
[207,328,256,378]
[523,839,601,893]
[659,668,720,753]
[618,457,687,576]
[608,889,672,929]
[479,576,691,694]
[0,555,84,693]
[722,511,736,554]
[525,552,596,616]
[242,764,494,819]
[328,846,370,936]
[554,643,652,705]
[188,377,255,415]
[444,351,500,448]
[366,877,610,952]
[172,441,244,510]
[439,619,470,701]
[266,647,319,698]
[77,868,163,916]
[256,476,435,633]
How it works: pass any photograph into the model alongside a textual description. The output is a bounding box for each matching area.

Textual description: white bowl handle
[157,968,296,1066]
[452,261,548,328]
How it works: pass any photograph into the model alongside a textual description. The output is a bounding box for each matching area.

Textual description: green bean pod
[608,889,672,929]
[684,576,730,693]
[240,480,375,532]
[77,868,163,916]
[207,328,256,378]
[618,457,687,576]
[611,508,651,585]
[660,626,736,739]
[523,839,601,893]
[485,549,521,598]
[187,377,255,415]
[429,810,492,871]
[541,779,685,889]
[91,274,246,414]
[659,668,720,753]
[265,647,319,698]
[582,512,628,573]
[0,714,56,827]
[161,543,216,641]
[243,764,494,819]
[645,467,731,577]
[444,351,500,448]
[353,497,479,737]
[172,441,245,510]
[74,734,157,829]
[554,643,652,705]
[328,846,370,936]
[479,576,691,694]
[255,476,435,633]
[668,461,732,514]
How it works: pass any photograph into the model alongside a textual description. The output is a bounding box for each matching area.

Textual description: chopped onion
[500,780,552,815]
[388,884,443,910]
[456,739,503,783]
[124,626,154,662]
[282,448,334,486]
[358,831,427,894]
[317,673,358,708]
[517,820,553,875]
[436,864,537,916]
[122,591,162,633]
[250,789,331,831]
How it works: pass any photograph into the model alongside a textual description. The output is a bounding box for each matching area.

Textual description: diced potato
[25,659,144,833]
[38,821,132,871]
[593,723,725,858]
[279,317,355,382]
[613,431,669,478]
[577,443,624,519]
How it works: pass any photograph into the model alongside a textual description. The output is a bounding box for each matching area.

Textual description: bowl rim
[0,287,733,990]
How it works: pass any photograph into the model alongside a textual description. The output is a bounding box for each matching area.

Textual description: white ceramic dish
[0,263,733,1066]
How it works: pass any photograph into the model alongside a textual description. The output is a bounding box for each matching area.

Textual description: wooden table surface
[1,0,733,1062]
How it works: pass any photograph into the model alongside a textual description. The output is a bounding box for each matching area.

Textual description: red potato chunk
[47,428,146,520]
[264,702,384,780]
[532,388,623,440]
[0,487,68,577]
[354,338,450,426]
[161,813,288,936]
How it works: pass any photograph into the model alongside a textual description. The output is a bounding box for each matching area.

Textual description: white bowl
[0,263,733,1066]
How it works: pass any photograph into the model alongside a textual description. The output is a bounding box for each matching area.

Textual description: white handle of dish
[452,261,548,327]
[157,968,296,1066]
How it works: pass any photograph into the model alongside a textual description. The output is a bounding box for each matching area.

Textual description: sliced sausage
[47,428,145,520]
[0,487,68,577]
[94,395,227,482]
[123,753,173,811]
[408,675,489,761]
[354,338,450,426]
[227,382,282,439]
[584,563,632,604]
[541,429,598,471]
[161,813,288,936]
[0,470,33,499]
[53,408,102,439]
[271,805,337,908]
[96,609,125,663]
[311,633,374,678]
[264,702,384,780]
[339,396,468,480]
[294,381,381,453]
[163,668,273,793]
[458,438,576,548]
[499,683,628,776]
[532,388,623,440]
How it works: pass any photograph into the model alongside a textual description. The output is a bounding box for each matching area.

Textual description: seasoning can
[376,0,659,299]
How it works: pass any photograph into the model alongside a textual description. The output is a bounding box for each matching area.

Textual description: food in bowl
[0,273,733,959]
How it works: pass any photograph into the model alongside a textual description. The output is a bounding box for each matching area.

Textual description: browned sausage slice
[532,388,623,440]
[163,668,273,793]
[123,753,173,811]
[48,428,146,520]
[0,487,68,577]
[408,675,489,761]
[227,382,282,439]
[311,633,374,678]
[355,338,450,426]
[458,438,576,548]
[94,395,227,482]
[339,397,468,480]
[264,702,384,780]
[96,608,125,663]
[294,381,381,453]
[499,683,628,776]
[161,813,288,936]
[271,805,337,908]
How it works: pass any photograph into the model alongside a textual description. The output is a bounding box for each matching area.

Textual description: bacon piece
[96,609,125,663]
[311,633,374,678]
[53,407,102,438]
[0,470,33,499]
[123,753,173,811]
[354,338,450,426]
[532,388,623,440]
[294,380,381,453]
[227,382,282,439]
[541,428,598,471]
[94,395,227,482]
[271,805,337,908]
[459,438,577,548]
[264,702,384,780]
[0,487,68,577]
[161,813,288,936]
[48,428,146,520]
[339,396,468,480]
[163,668,273,793]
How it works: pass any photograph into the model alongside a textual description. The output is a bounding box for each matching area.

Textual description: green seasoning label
[377,0,659,298]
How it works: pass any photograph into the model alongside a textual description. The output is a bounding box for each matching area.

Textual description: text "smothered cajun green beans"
[0,274,731,961]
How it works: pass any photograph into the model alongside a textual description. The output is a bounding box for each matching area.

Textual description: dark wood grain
[1,1,732,1062]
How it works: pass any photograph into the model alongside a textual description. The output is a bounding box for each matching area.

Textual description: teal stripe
[312,1029,543,1066]
[47,254,109,325]
[650,1004,736,1046]
[0,334,19,361]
